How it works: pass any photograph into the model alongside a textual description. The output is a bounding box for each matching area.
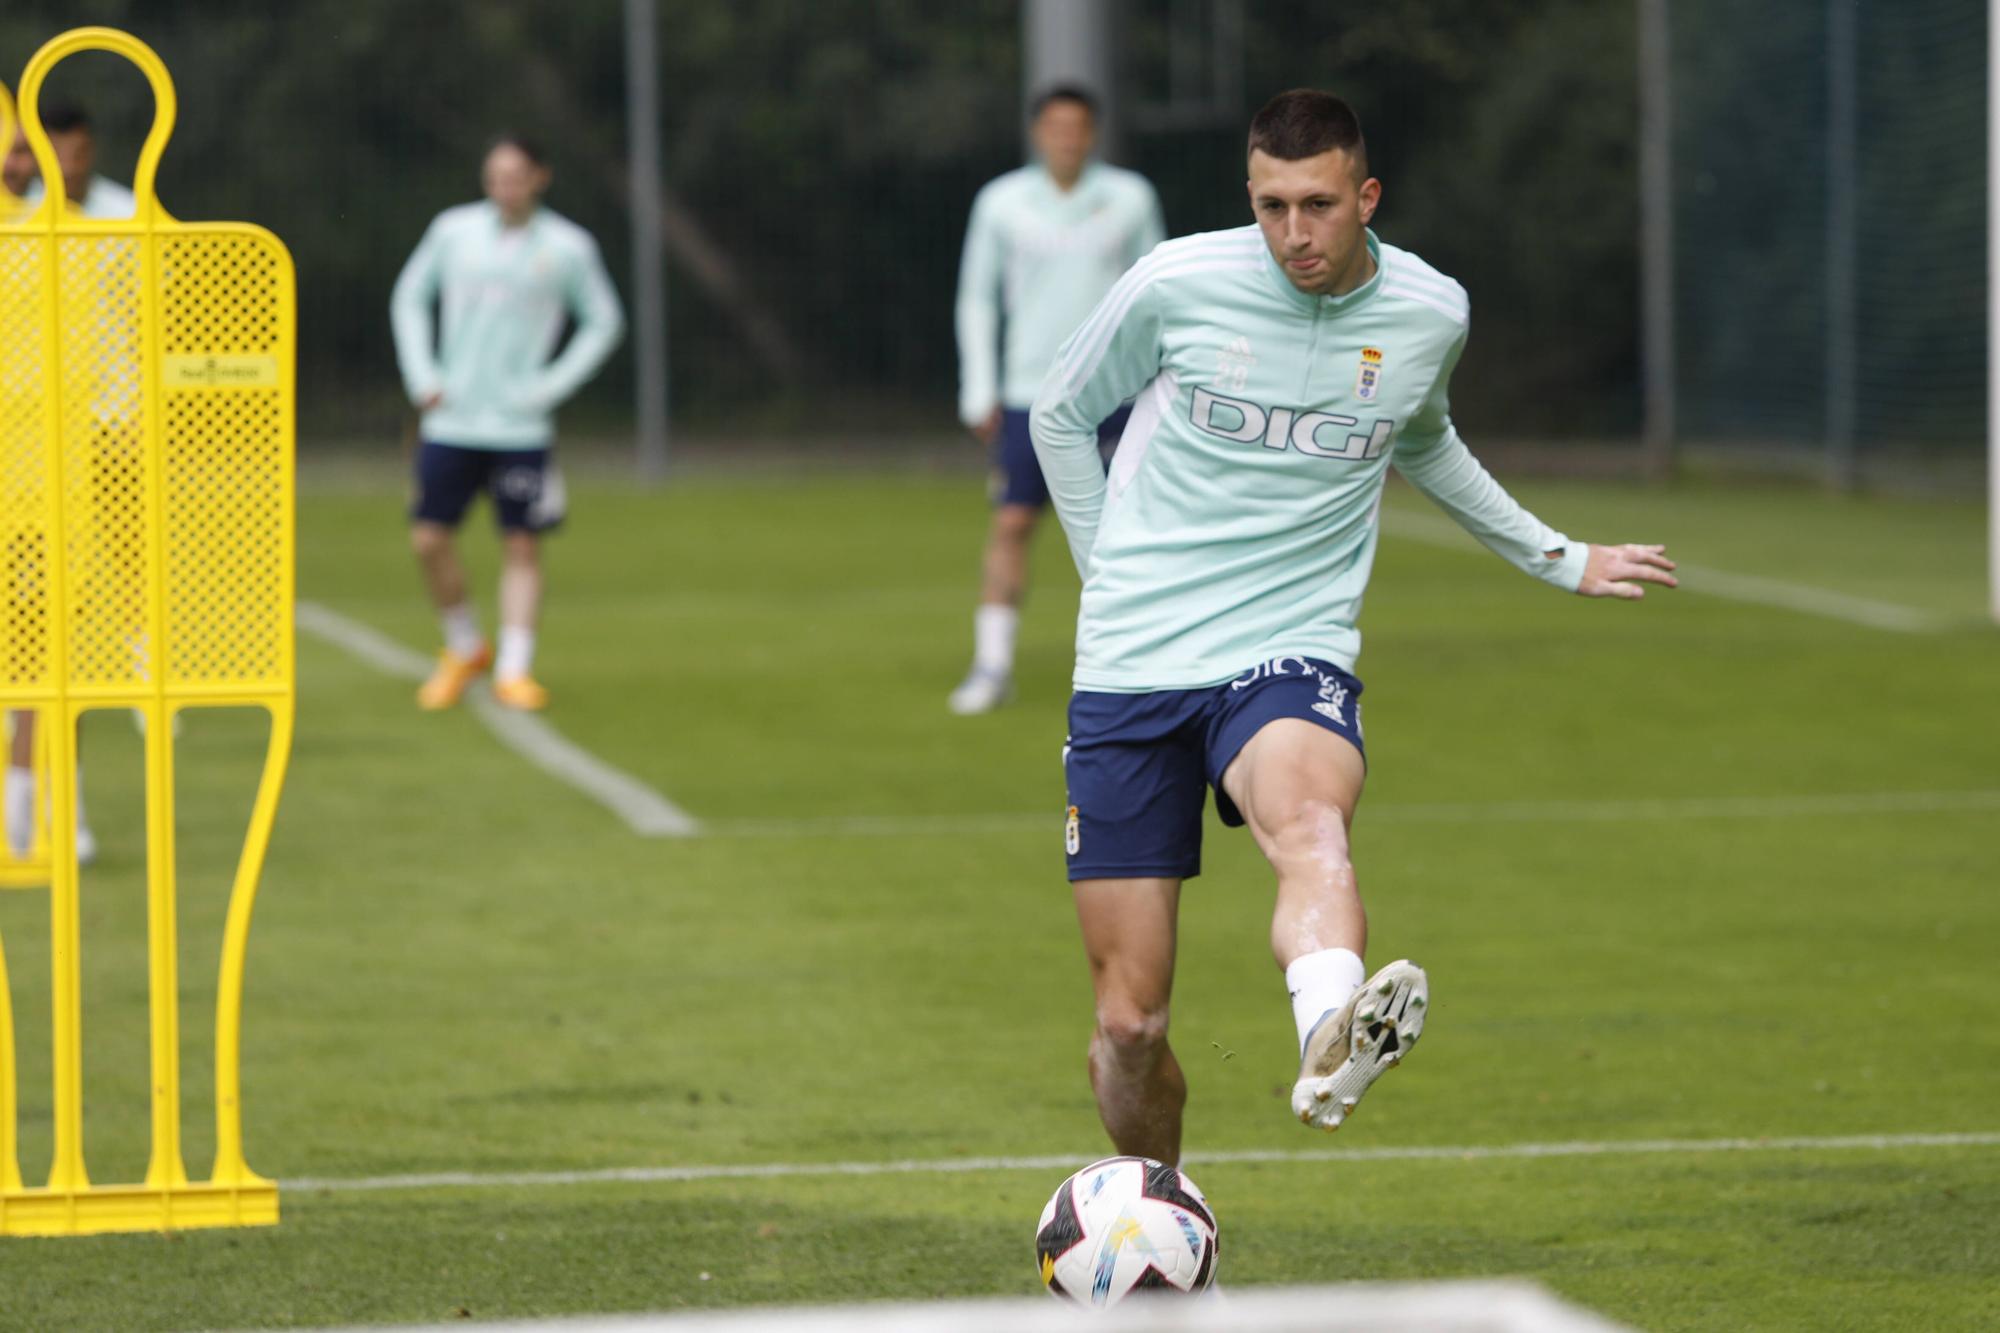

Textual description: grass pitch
[0,461,1995,1330]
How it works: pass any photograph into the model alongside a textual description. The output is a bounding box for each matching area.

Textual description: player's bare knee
[1095,999,1171,1063]
[410,523,450,560]
[500,532,540,566]
[992,505,1038,544]
[1262,798,1354,877]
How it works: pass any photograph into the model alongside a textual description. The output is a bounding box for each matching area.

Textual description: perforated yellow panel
[0,237,50,699]
[0,223,55,890]
[160,234,289,691]
[1,27,295,1237]
[58,234,151,695]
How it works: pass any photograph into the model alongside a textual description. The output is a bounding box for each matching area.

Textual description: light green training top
[1031,225,1588,692]
[391,200,625,449]
[955,161,1165,425]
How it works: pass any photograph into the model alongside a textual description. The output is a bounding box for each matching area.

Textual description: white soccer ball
[1034,1155,1218,1307]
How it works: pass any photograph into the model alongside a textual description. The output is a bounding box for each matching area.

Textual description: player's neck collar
[1040,160,1096,194]
[1262,228,1383,313]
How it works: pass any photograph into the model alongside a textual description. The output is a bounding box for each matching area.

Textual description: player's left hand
[1577,543,1677,600]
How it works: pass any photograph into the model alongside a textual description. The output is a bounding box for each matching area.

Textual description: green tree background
[1,1,1982,454]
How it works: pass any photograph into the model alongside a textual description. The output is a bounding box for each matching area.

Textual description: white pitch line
[701,789,2000,840]
[296,601,701,837]
[287,1130,2000,1195]
[1378,509,1955,632]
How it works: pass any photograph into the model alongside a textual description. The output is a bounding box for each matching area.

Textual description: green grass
[0,466,1995,1330]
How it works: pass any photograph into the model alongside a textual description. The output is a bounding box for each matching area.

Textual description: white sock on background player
[1286,946,1366,1054]
[440,603,484,660]
[3,765,31,858]
[973,604,1018,676]
[495,626,535,682]
[4,763,94,862]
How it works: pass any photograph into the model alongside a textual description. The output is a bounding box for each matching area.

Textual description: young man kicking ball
[1032,90,1676,1160]
[391,134,624,711]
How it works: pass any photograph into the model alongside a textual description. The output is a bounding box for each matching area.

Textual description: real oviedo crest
[1355,346,1384,402]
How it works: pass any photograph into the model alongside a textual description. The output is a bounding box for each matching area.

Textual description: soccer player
[4,101,136,865]
[949,85,1165,715]
[1032,91,1676,1162]
[391,134,624,712]
[13,100,137,218]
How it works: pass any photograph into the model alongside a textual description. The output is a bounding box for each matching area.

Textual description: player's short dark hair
[1031,84,1098,120]
[487,132,548,169]
[1247,90,1368,178]
[39,100,91,136]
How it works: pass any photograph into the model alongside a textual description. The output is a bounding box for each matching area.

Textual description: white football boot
[947,667,1013,715]
[1291,958,1428,1131]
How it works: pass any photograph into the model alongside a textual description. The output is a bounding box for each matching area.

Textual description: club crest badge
[1355,346,1384,401]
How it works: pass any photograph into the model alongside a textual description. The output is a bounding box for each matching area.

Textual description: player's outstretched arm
[1575,543,1678,600]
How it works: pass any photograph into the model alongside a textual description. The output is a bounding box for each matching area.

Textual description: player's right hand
[417,391,443,412]
[1576,543,1677,599]
[970,407,1001,446]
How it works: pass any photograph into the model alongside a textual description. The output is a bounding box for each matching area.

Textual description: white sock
[440,604,484,660]
[1286,947,1366,1056]
[4,766,32,858]
[73,763,91,838]
[972,604,1018,675]
[495,626,535,682]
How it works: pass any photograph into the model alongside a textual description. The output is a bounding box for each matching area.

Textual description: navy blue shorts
[1062,656,1366,882]
[991,405,1131,508]
[411,441,567,534]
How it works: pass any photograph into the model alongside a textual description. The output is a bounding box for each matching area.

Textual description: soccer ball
[1034,1155,1218,1307]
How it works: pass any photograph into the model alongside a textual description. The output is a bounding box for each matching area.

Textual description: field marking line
[1378,509,1956,633]
[288,1130,2000,1194]
[295,601,701,837]
[701,789,2000,840]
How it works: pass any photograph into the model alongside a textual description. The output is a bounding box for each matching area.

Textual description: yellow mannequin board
[0,28,296,1235]
[0,80,56,890]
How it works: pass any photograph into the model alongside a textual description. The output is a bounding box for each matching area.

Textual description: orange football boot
[491,674,549,712]
[416,643,493,711]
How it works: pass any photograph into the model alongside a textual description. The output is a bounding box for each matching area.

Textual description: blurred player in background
[4,99,136,865]
[1034,90,1676,1162]
[11,99,136,218]
[949,86,1164,715]
[391,134,624,712]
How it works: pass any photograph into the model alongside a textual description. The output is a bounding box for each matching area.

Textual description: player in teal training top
[391,134,624,713]
[1032,90,1677,1161]
[949,85,1164,715]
